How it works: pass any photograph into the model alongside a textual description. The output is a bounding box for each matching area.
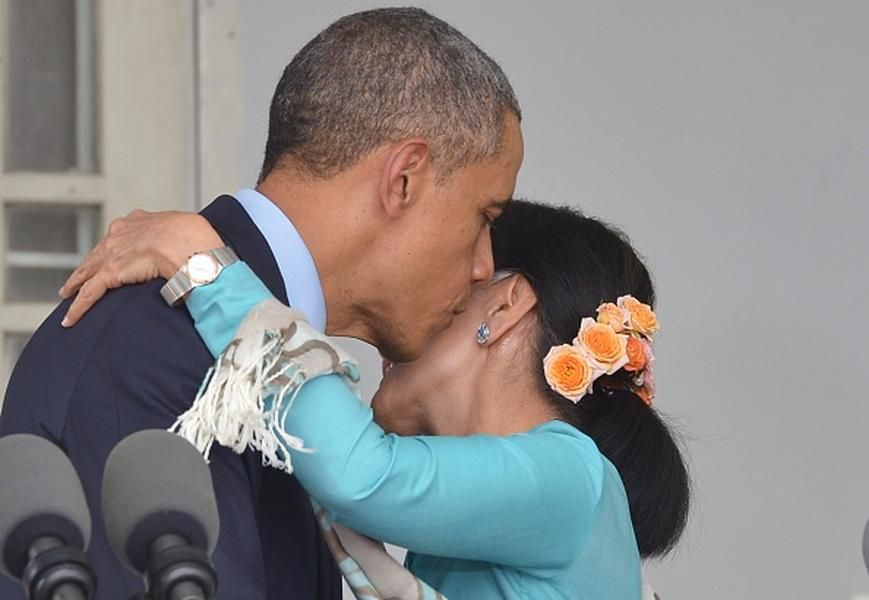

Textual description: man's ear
[483,275,538,345]
[380,139,432,218]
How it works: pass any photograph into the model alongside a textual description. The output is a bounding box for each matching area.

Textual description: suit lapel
[200,195,289,305]
[198,195,338,597]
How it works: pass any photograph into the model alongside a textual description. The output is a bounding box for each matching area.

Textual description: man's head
[259,8,524,361]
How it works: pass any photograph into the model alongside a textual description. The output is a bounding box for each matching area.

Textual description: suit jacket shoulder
[0,195,340,599]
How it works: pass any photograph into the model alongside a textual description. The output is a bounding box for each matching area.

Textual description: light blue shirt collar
[233,188,327,332]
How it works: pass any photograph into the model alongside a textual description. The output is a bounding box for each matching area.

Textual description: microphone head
[0,434,91,580]
[101,430,219,574]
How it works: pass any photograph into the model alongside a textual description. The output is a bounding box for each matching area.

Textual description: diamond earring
[476,322,490,345]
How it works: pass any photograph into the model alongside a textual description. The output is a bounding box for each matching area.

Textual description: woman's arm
[286,375,602,571]
[188,262,605,571]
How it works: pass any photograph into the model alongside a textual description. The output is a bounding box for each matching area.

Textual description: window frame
[4,202,101,303]
[0,1,238,399]
[0,0,106,389]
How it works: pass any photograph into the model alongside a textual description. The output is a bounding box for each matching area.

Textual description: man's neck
[256,170,373,339]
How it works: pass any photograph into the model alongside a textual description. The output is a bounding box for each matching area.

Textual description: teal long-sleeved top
[187,262,642,599]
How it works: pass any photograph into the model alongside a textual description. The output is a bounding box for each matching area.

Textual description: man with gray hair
[1,7,523,599]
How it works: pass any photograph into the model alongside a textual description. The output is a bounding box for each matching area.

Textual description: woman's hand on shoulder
[58,209,223,327]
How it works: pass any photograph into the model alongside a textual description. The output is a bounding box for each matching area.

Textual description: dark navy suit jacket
[0,196,340,599]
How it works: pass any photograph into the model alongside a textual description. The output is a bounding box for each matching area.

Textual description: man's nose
[471,228,495,282]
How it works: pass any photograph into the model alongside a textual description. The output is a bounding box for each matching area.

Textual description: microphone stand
[22,536,96,600]
[144,534,217,600]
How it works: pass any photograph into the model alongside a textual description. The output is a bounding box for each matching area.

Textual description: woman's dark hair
[492,200,690,558]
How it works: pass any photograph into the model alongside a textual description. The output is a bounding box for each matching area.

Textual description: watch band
[160,246,239,306]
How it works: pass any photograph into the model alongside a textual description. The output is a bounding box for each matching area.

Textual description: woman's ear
[482,275,538,345]
[380,138,432,218]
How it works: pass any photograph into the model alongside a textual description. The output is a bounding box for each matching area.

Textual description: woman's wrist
[187,261,274,357]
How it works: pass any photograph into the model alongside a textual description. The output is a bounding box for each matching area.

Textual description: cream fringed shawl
[169,299,445,600]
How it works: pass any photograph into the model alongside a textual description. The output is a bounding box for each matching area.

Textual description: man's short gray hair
[260,7,521,183]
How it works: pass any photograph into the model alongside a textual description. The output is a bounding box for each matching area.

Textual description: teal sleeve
[187,261,273,357]
[186,261,604,570]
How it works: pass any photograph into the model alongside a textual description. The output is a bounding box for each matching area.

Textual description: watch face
[188,254,220,285]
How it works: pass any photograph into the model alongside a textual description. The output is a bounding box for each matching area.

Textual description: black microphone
[101,430,219,600]
[0,434,96,600]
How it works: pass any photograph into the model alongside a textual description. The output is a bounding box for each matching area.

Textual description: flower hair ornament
[543,296,659,406]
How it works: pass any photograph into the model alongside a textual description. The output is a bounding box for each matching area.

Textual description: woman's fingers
[61,254,163,327]
[59,251,100,299]
[61,276,109,327]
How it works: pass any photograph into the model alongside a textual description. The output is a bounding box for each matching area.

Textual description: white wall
[229,2,869,597]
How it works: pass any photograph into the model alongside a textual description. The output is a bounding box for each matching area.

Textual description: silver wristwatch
[160,247,239,306]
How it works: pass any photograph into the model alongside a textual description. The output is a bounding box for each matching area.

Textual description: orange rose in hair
[596,303,628,333]
[543,345,595,403]
[624,336,646,372]
[618,296,660,337]
[576,318,628,375]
